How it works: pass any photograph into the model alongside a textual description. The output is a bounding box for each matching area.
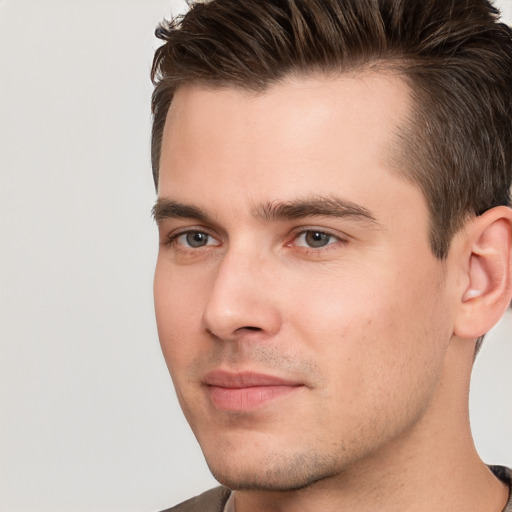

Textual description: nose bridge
[202,242,281,339]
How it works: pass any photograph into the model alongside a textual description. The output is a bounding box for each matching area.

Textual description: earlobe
[454,206,512,339]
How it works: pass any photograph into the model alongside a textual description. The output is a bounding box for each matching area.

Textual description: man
[150,0,512,510]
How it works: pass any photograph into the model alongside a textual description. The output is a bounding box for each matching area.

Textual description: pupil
[306,231,329,247]
[186,232,208,247]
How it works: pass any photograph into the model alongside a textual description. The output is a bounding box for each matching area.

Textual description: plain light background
[0,1,511,511]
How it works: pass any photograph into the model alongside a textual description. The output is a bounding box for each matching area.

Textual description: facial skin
[153,73,508,510]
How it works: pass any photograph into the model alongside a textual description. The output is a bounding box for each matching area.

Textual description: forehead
[164,71,410,145]
[158,72,417,221]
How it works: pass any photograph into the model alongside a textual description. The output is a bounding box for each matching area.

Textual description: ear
[453,206,512,339]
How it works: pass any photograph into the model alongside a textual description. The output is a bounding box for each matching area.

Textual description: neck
[232,339,509,512]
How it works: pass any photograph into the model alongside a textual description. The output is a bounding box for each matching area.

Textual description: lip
[203,370,304,412]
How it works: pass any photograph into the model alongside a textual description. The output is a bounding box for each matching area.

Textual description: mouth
[202,370,305,412]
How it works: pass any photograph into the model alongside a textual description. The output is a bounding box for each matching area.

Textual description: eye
[294,230,339,248]
[171,230,220,248]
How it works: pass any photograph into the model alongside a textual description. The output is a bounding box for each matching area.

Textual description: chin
[204,449,343,492]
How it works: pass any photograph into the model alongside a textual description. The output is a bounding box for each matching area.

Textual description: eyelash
[163,228,347,252]
[165,229,219,249]
[291,229,342,250]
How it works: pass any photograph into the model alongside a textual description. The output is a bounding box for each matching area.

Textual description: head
[151,0,512,492]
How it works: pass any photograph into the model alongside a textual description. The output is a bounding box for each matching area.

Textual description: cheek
[288,277,448,450]
[287,257,449,391]
[153,261,207,373]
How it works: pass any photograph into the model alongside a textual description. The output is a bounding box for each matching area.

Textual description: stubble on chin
[204,445,349,492]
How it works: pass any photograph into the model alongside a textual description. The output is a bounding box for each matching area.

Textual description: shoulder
[158,487,232,512]
[489,466,512,512]
[490,465,511,485]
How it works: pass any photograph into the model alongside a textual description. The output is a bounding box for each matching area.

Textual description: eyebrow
[152,199,210,224]
[152,196,379,226]
[255,196,378,225]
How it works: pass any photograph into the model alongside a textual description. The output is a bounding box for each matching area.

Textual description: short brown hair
[151,0,512,259]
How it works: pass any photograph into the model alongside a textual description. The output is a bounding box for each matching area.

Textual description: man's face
[154,73,456,490]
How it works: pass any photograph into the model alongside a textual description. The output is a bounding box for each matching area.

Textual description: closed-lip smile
[203,370,304,411]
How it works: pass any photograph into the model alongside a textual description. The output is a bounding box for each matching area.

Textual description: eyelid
[161,224,349,252]
[166,226,222,248]
[287,227,348,249]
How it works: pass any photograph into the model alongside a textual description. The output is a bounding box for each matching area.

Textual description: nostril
[240,326,261,332]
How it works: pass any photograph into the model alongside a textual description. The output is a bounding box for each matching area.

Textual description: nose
[202,247,282,341]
